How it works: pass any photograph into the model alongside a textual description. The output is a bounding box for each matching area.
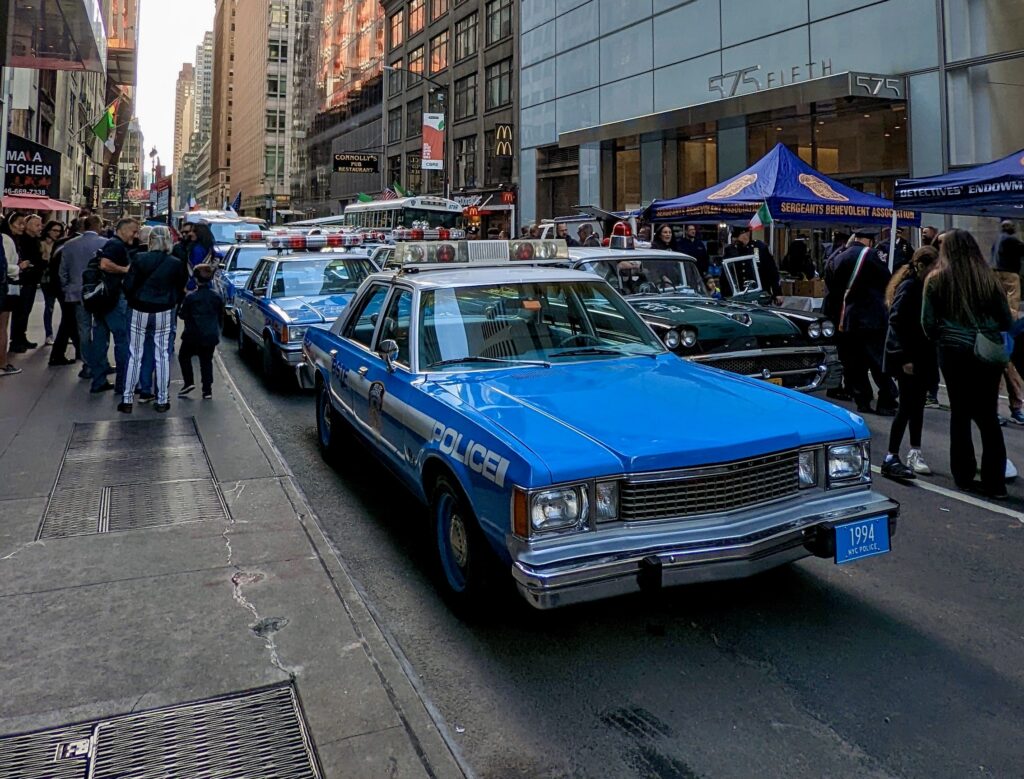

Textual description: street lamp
[383,64,450,200]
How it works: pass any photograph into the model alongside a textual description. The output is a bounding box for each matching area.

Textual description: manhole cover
[0,684,322,779]
[38,418,228,539]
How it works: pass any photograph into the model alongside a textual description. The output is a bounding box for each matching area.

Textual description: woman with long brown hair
[922,230,1012,497]
[880,245,939,480]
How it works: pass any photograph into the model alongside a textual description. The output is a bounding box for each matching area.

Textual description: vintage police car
[569,246,841,392]
[300,238,898,610]
[215,231,283,334]
[236,233,377,384]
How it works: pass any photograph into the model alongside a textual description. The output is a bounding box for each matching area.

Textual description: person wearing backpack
[119,226,188,413]
[59,215,108,382]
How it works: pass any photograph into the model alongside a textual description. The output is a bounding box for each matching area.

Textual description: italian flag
[92,100,117,152]
[750,202,773,231]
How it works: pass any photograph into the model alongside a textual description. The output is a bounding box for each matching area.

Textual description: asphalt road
[220,344,1024,779]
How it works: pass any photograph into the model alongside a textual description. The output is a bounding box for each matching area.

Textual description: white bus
[341,196,463,230]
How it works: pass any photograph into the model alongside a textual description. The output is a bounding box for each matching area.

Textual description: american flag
[379,187,399,201]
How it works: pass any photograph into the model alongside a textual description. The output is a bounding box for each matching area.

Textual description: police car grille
[705,352,822,376]
[619,452,800,521]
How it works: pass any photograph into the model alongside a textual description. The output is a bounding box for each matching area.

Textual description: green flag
[356,192,373,203]
[393,182,409,197]
[749,201,773,231]
[91,100,117,152]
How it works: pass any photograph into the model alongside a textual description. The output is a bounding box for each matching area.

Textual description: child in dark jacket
[178,264,224,399]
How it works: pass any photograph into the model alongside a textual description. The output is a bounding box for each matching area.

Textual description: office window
[485,0,512,45]
[265,108,286,132]
[484,58,512,109]
[269,3,289,26]
[264,144,285,181]
[267,74,287,97]
[454,73,477,120]
[454,12,477,61]
[408,46,424,85]
[388,107,402,143]
[388,155,402,187]
[429,30,449,74]
[267,40,288,61]
[407,154,423,194]
[409,0,425,35]
[388,59,403,94]
[389,11,404,49]
[432,0,449,21]
[454,135,477,189]
[407,97,423,138]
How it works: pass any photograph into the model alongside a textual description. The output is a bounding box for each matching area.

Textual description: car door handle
[357,366,369,376]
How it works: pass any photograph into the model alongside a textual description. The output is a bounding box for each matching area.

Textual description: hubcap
[448,512,469,569]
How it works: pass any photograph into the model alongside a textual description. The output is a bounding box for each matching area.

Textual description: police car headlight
[808,322,821,339]
[681,328,698,348]
[663,329,681,350]
[799,450,818,489]
[531,486,588,533]
[287,325,308,343]
[821,320,836,338]
[594,480,619,522]
[828,442,871,486]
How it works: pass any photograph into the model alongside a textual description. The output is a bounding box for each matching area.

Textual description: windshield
[208,221,267,244]
[583,258,706,296]
[343,207,460,230]
[270,258,376,298]
[418,280,665,371]
[231,246,270,271]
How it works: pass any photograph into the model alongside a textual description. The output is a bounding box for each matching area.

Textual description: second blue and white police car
[300,238,899,610]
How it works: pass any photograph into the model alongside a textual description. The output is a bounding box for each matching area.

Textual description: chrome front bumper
[511,490,898,610]
[691,345,842,392]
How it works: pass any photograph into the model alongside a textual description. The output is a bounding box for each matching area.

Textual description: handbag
[973,330,1011,366]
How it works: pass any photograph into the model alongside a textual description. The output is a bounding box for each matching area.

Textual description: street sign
[333,153,380,174]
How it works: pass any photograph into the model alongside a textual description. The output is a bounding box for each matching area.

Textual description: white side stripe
[870,465,1024,523]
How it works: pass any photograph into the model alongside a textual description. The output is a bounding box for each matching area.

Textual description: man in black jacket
[178,264,224,400]
[91,218,139,396]
[822,229,897,414]
[673,225,710,275]
[10,214,44,351]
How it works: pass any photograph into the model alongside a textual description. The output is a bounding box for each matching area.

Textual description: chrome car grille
[704,351,822,376]
[620,451,800,521]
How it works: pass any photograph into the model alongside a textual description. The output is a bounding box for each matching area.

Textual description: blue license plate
[834,515,890,564]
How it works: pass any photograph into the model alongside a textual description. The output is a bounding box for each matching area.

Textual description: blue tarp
[894,149,1024,219]
[644,143,919,226]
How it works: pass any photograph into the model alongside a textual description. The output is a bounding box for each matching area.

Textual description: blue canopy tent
[894,148,1024,219]
[644,143,919,228]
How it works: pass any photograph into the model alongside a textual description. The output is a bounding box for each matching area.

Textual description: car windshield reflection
[270,258,376,298]
[584,258,706,297]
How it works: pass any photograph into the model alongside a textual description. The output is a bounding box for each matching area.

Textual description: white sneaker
[907,449,932,475]
[1007,458,1018,482]
[44,337,54,346]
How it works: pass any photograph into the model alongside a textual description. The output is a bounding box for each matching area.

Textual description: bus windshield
[344,205,460,230]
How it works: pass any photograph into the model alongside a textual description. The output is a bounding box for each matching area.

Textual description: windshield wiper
[548,346,657,359]
[427,355,551,369]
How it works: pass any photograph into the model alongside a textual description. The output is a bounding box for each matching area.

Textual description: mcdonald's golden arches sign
[494,123,514,158]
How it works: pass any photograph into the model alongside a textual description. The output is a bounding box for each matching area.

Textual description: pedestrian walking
[178,264,224,400]
[923,229,1012,497]
[119,226,188,413]
[39,220,65,345]
[880,246,939,480]
[59,215,108,381]
[823,229,898,415]
[90,218,139,395]
[0,224,21,376]
[673,225,710,275]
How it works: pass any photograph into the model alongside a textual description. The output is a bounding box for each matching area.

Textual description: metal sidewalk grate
[38,418,228,540]
[0,684,322,779]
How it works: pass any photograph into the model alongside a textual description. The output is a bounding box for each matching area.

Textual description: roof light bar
[391,227,467,241]
[265,232,364,251]
[390,239,568,267]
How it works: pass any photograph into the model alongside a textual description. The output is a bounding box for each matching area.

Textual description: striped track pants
[123,308,175,404]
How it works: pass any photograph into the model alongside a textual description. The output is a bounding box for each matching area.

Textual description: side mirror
[378,338,399,372]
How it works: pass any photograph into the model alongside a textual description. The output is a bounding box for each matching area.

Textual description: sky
[135,0,215,175]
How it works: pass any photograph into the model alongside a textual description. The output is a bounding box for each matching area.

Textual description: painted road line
[871,465,1024,523]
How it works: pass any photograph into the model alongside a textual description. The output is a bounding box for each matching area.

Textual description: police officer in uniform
[723,225,782,303]
[822,228,898,414]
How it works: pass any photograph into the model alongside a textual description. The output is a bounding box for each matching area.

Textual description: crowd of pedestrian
[0,211,224,411]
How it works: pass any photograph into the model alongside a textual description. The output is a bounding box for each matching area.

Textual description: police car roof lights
[389,239,569,270]
[391,227,467,242]
[608,221,635,251]
[265,232,364,251]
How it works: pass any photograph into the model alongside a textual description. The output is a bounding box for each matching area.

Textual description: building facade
[382,0,519,234]
[291,0,385,218]
[206,0,237,209]
[173,64,195,182]
[517,0,1024,237]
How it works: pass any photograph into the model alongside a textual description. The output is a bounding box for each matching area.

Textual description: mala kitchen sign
[4,134,62,198]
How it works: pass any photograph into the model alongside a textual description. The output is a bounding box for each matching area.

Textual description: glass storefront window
[947,57,1024,166]
[614,137,640,212]
[677,136,717,195]
[944,0,1024,62]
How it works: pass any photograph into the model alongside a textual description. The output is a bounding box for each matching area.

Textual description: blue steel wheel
[316,380,342,461]
[432,476,488,603]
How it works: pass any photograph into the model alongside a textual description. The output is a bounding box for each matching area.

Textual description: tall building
[173,64,195,178]
[517,0,1024,243]
[206,0,237,208]
[292,0,384,218]
[230,0,313,220]
[194,31,214,140]
[382,0,518,235]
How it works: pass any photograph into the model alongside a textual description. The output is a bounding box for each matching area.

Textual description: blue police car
[215,231,281,334]
[300,239,899,610]
[236,233,378,384]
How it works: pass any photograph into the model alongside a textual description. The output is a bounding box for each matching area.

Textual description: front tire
[237,325,251,357]
[261,335,281,386]
[316,380,343,462]
[431,475,492,608]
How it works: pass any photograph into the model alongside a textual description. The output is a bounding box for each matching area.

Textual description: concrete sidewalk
[0,302,466,778]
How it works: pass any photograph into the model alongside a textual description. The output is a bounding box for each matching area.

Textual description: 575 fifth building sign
[709,59,905,101]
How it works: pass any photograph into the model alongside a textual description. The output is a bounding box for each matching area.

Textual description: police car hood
[270,294,354,323]
[434,354,862,484]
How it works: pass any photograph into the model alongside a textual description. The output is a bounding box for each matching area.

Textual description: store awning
[2,194,81,212]
[644,143,918,227]
[894,149,1024,219]
[4,0,107,74]
[559,71,906,147]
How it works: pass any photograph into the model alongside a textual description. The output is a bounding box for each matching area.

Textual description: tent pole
[887,210,898,272]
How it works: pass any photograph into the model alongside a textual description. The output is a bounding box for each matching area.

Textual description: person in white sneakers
[880,245,940,480]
